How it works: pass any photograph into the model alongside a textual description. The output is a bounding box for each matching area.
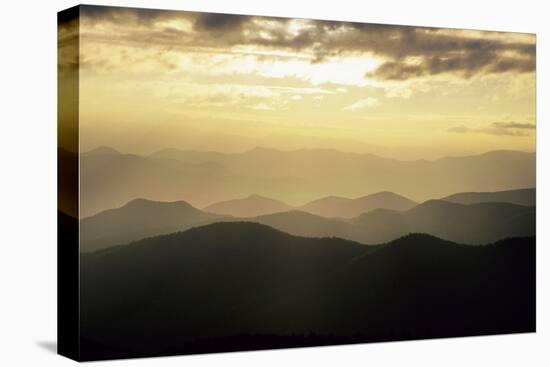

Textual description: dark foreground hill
[80,222,535,360]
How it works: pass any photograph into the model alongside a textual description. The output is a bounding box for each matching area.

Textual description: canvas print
[58,5,536,361]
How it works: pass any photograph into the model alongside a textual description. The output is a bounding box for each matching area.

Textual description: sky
[65,5,535,160]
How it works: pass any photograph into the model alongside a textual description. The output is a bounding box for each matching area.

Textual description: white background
[0,0,548,365]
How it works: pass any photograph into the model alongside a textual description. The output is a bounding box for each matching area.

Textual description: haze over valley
[78,146,535,217]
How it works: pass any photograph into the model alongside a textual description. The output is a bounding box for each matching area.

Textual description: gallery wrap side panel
[57,5,80,362]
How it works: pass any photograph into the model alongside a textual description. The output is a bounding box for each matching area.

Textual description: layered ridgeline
[441,188,536,206]
[203,191,416,218]
[298,191,417,218]
[79,147,535,217]
[204,195,293,217]
[80,222,535,360]
[80,199,221,253]
[80,189,535,252]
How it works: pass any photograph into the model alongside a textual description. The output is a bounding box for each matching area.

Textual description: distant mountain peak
[204,195,292,217]
[354,191,414,202]
[122,198,195,211]
[125,198,153,205]
[481,149,534,156]
[246,194,273,200]
[86,146,120,156]
[246,146,279,153]
[310,195,350,202]
[360,191,398,198]
[255,209,322,220]
[441,188,536,207]
[301,191,417,218]
[80,198,217,252]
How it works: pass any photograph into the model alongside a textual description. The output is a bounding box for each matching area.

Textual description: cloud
[449,122,535,137]
[493,122,536,129]
[343,97,380,111]
[58,8,80,75]
[78,6,536,81]
[80,4,177,25]
[193,13,250,32]
[367,52,535,80]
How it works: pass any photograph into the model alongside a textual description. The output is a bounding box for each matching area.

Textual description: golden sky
[69,5,535,160]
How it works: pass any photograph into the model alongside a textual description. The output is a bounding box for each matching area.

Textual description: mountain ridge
[441,188,535,206]
[149,146,534,163]
[80,147,535,216]
[299,191,418,218]
[80,222,535,359]
[80,198,221,252]
[80,196,536,253]
[204,195,293,217]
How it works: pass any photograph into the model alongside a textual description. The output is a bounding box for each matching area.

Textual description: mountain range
[79,188,535,252]
[441,188,536,206]
[72,147,536,360]
[79,222,535,360]
[204,195,293,217]
[298,191,417,218]
[80,199,220,253]
[253,200,534,245]
[78,147,535,217]
[203,191,417,218]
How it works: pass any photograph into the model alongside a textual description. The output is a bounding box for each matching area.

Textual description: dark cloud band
[79,5,536,81]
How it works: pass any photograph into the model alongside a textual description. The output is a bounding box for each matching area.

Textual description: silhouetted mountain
[352,200,535,244]
[81,198,536,252]
[441,188,535,206]
[250,200,534,245]
[80,150,229,217]
[300,191,417,218]
[150,148,226,164]
[80,199,220,252]
[83,146,121,156]
[204,191,416,218]
[204,195,293,217]
[80,223,534,360]
[252,210,359,240]
[81,147,535,216]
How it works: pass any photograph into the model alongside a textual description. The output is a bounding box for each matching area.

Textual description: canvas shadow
[36,340,57,354]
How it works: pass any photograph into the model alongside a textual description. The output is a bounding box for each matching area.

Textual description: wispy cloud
[343,97,380,112]
[493,122,536,129]
[449,122,535,137]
